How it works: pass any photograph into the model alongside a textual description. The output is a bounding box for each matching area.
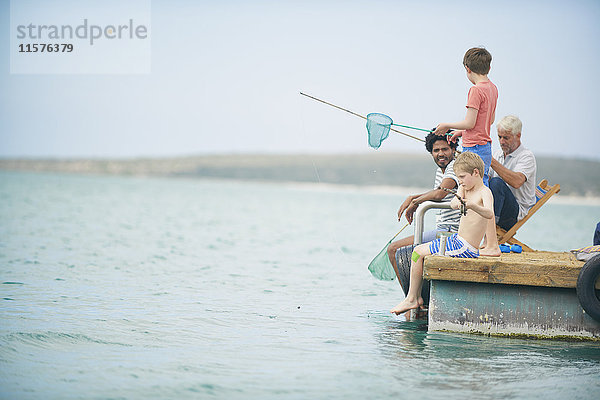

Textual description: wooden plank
[423,251,587,288]
[487,271,580,288]
[424,268,581,288]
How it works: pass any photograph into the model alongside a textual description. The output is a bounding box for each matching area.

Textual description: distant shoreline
[1,153,599,198]
[277,180,600,205]
[3,169,600,206]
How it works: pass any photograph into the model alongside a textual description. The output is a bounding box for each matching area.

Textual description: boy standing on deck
[391,152,494,316]
[433,47,497,185]
[433,47,500,256]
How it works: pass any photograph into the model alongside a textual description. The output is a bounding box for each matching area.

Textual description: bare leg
[480,211,501,257]
[387,235,414,286]
[391,243,430,315]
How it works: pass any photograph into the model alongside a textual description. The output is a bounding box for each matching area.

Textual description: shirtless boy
[391,152,494,315]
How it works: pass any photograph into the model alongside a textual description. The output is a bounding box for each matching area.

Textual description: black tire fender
[576,254,600,322]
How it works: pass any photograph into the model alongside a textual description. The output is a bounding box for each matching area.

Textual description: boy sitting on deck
[391,152,494,315]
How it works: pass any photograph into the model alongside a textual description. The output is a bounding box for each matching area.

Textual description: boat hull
[428,280,600,340]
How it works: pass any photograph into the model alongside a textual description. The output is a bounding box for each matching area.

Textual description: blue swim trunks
[428,233,479,258]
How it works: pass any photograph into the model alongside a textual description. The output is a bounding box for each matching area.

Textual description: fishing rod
[442,187,467,216]
[300,92,459,151]
[299,92,425,143]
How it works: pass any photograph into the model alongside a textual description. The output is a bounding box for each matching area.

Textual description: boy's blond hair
[463,47,492,75]
[454,151,485,177]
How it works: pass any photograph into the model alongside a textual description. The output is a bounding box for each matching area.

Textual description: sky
[1,0,599,160]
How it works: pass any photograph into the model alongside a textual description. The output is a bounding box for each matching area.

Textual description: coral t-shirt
[464,80,498,147]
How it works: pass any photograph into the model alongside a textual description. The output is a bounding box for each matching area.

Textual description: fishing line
[297,91,353,280]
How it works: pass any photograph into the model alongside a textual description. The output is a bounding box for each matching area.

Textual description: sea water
[1,171,599,399]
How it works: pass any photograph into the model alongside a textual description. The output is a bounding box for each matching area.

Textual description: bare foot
[480,246,501,257]
[391,297,421,315]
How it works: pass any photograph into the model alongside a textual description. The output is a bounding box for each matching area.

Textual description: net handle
[369,113,456,138]
[300,92,425,143]
[390,222,411,242]
[392,123,432,133]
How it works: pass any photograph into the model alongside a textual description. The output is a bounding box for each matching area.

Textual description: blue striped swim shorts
[428,233,479,258]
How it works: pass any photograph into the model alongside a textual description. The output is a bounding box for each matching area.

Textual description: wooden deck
[423,251,594,289]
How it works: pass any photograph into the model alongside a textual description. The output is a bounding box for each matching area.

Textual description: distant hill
[1,153,598,197]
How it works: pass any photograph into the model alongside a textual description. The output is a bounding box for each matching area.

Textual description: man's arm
[398,178,457,223]
[397,194,421,222]
[490,157,526,188]
[412,178,457,203]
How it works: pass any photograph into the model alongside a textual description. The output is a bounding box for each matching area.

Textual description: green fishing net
[366,111,453,150]
[366,113,392,149]
[369,242,430,304]
[368,238,397,281]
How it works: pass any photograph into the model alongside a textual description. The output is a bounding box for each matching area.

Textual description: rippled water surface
[1,171,599,399]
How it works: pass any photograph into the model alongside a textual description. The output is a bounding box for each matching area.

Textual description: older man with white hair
[489,115,537,231]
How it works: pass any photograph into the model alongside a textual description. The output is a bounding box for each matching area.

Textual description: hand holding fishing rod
[442,187,468,216]
[433,123,462,145]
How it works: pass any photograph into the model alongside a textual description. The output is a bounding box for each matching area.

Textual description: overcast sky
[1,0,599,159]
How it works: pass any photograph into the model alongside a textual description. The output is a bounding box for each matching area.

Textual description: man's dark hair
[425,132,458,153]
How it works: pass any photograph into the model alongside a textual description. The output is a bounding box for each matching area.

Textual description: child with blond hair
[391,152,494,315]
